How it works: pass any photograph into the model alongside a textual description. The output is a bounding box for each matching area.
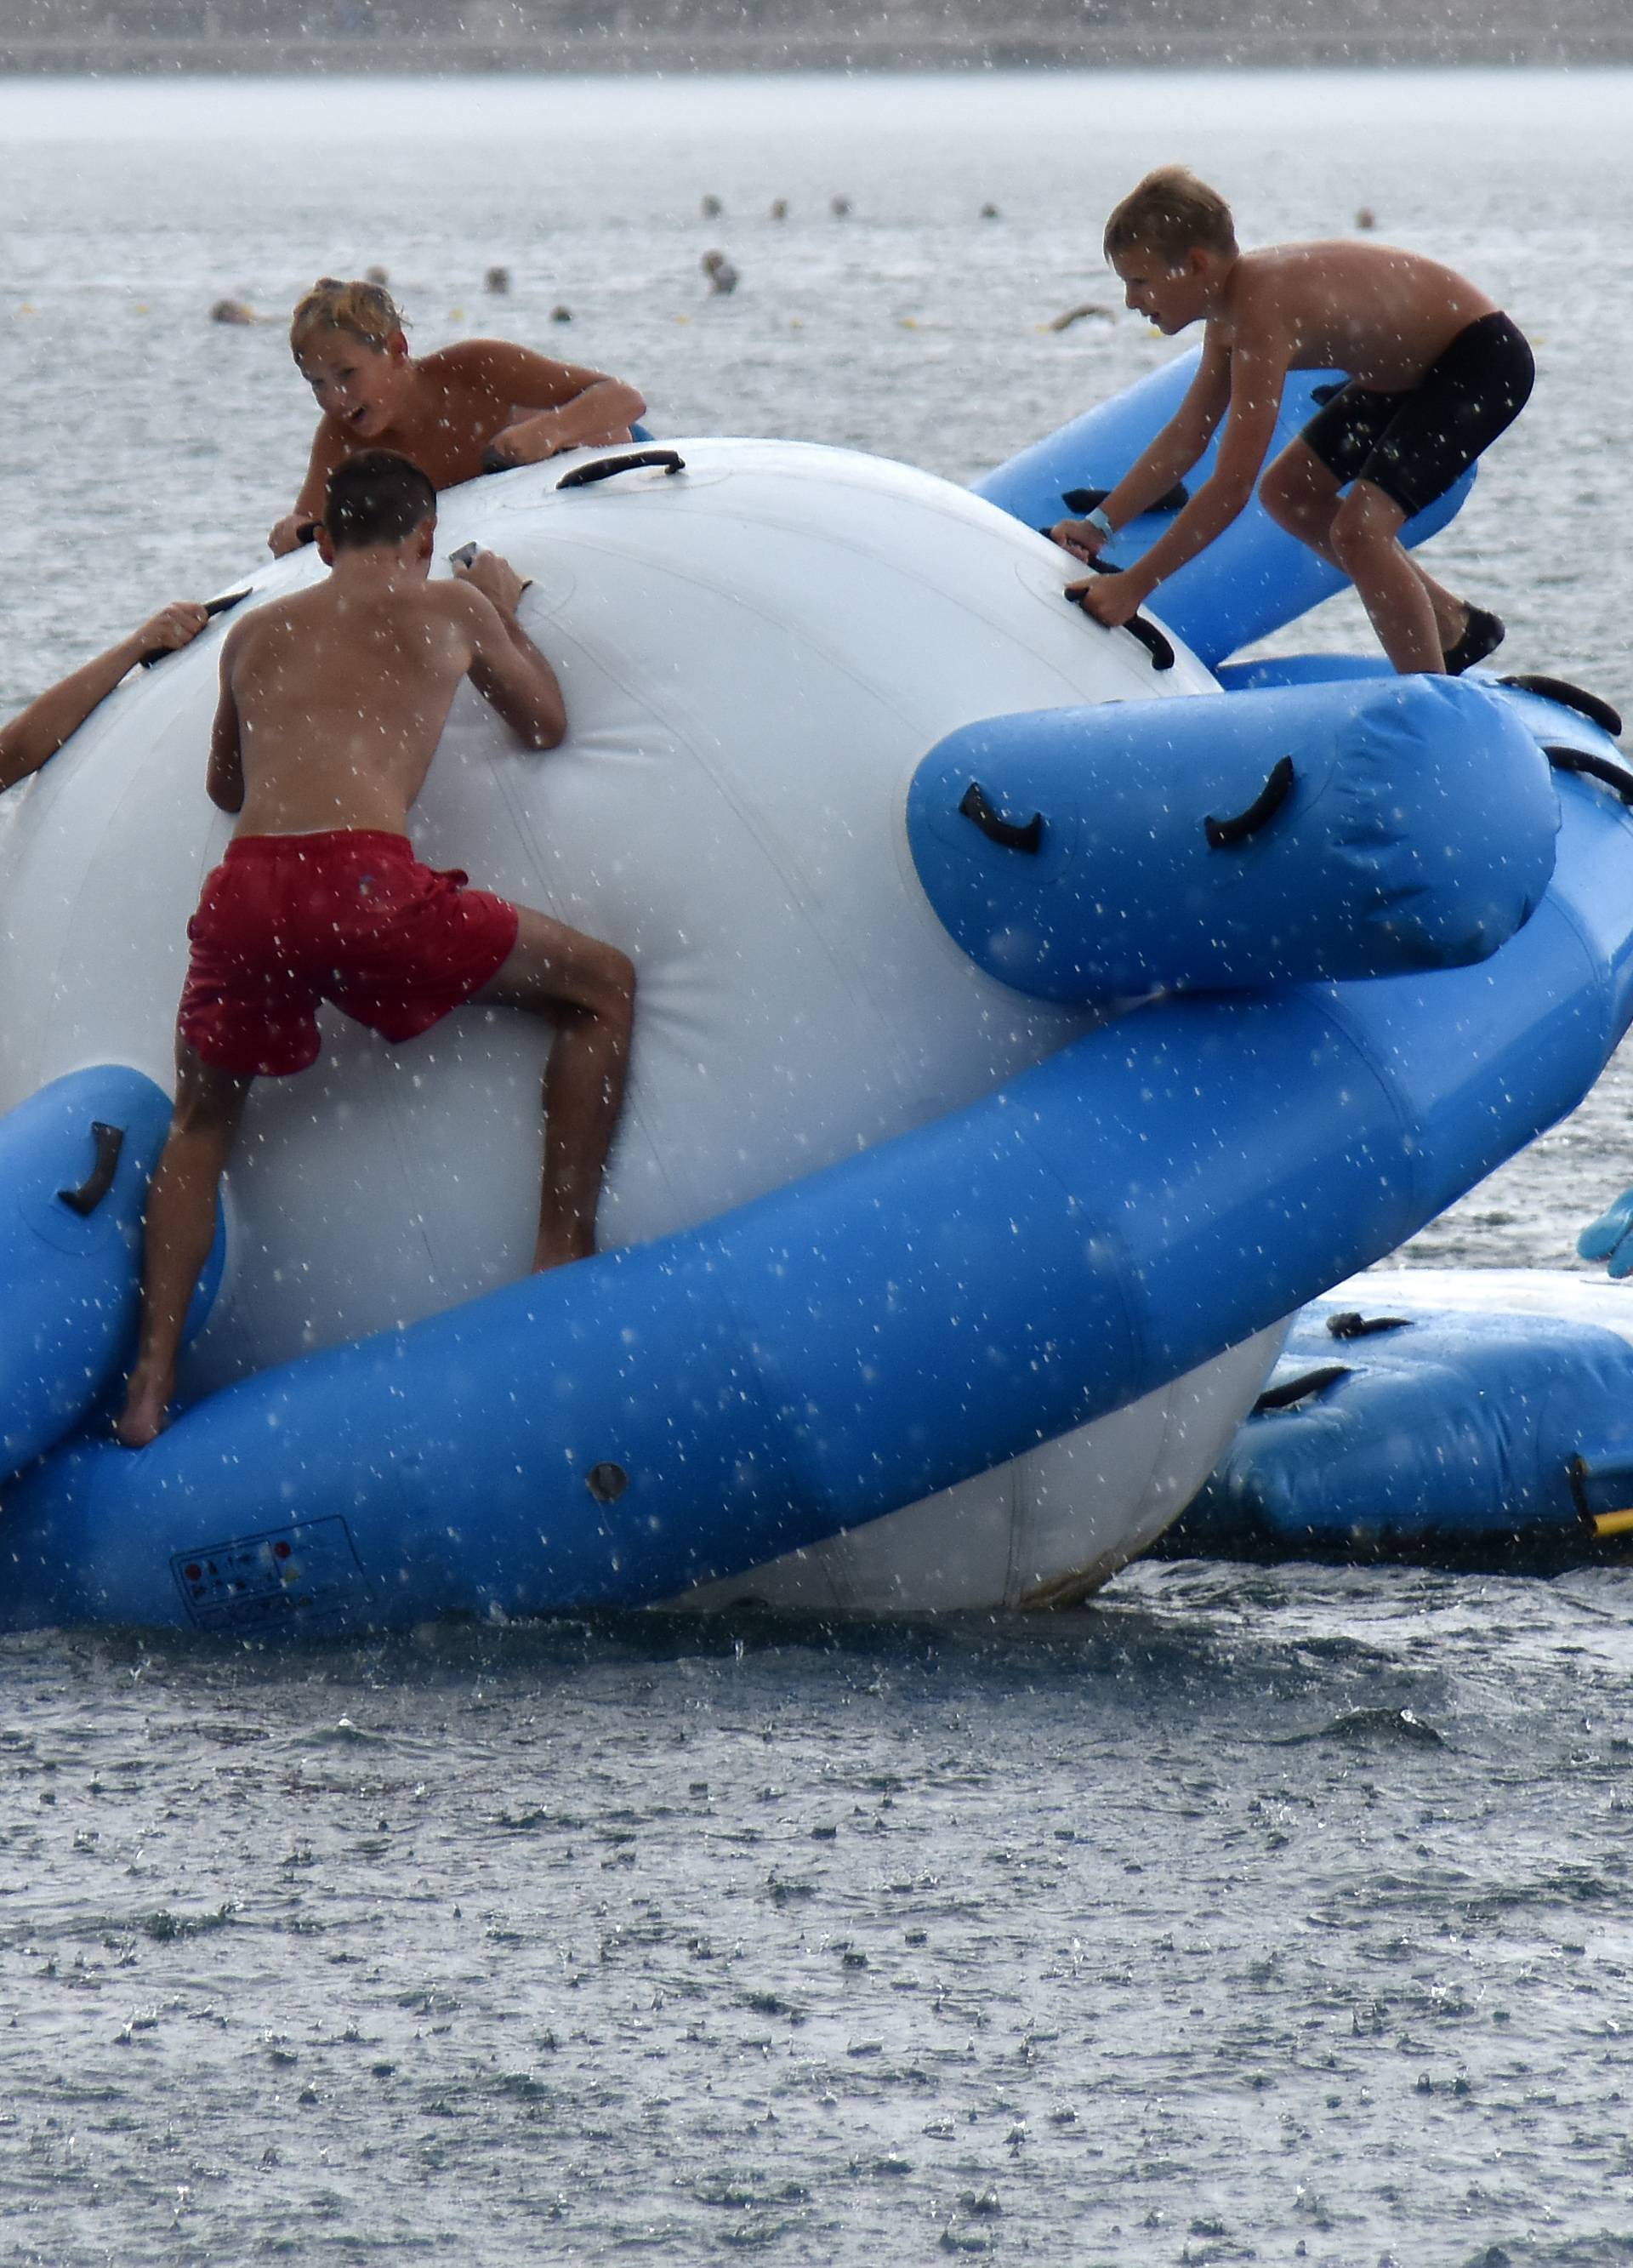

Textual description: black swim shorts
[1297,310,1534,519]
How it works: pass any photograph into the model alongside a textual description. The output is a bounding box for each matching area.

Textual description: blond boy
[269,278,646,556]
[1052,166,1533,675]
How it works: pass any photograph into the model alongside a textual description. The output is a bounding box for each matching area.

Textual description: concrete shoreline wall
[0,0,1629,73]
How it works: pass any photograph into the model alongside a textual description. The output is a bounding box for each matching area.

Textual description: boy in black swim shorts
[1050,165,1534,675]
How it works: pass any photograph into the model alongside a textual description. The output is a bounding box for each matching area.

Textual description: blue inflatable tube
[908,675,1558,998]
[0,1067,174,1480]
[3,761,1631,1638]
[1177,1292,1633,1563]
[1219,649,1627,748]
[976,352,1473,667]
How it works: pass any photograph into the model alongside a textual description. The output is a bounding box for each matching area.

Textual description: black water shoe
[1442,605,1505,675]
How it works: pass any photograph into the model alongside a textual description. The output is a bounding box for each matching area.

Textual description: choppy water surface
[2,69,1632,2264]
[12,1582,1633,2265]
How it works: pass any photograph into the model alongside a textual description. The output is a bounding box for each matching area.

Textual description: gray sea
[1,67,1632,2265]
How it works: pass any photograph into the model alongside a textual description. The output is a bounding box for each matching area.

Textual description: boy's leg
[1260,442,1469,658]
[117,1046,253,1448]
[1327,478,1446,675]
[472,908,635,1271]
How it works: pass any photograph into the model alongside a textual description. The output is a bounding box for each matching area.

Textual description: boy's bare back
[213,566,561,839]
[1211,241,1498,390]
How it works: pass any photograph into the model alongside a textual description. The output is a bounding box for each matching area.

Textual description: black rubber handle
[1122,613,1175,672]
[1545,745,1633,807]
[139,588,253,669]
[1253,1363,1350,1415]
[1062,567,1175,671]
[1326,1310,1412,1341]
[959,780,1044,855]
[555,448,686,491]
[1061,481,1189,516]
[1205,755,1296,850]
[1500,673,1624,740]
[56,1120,124,1217]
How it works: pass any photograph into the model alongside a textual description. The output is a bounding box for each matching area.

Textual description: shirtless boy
[1051,167,1534,675]
[268,276,647,556]
[117,450,635,1448]
[0,600,210,792]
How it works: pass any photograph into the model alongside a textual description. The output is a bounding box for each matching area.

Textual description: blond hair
[1104,167,1238,265]
[289,276,407,360]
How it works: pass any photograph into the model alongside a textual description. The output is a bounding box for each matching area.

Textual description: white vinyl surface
[0,436,1260,1609]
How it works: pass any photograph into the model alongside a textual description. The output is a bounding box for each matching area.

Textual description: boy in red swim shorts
[117,449,635,1448]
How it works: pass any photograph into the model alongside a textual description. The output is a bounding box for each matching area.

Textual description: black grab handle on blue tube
[56,1120,124,1217]
[959,780,1044,855]
[1204,755,1297,850]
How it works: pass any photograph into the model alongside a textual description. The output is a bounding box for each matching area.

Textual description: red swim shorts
[178,830,520,1078]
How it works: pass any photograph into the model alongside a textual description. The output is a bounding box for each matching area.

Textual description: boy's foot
[115,1365,174,1449]
[1442,604,1505,675]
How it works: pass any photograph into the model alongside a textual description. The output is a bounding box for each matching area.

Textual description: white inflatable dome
[0,439,1278,1610]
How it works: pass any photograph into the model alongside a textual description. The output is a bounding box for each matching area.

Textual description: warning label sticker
[171,1516,365,1633]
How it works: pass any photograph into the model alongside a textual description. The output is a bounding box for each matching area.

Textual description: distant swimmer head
[291,277,413,443]
[319,449,436,568]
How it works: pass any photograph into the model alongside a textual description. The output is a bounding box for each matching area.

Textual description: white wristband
[1086,505,1115,541]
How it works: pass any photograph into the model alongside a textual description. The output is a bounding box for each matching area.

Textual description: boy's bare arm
[206,633,247,812]
[457,341,647,466]
[1075,330,1290,626]
[1054,334,1233,560]
[270,423,346,556]
[0,602,210,793]
[450,561,567,749]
